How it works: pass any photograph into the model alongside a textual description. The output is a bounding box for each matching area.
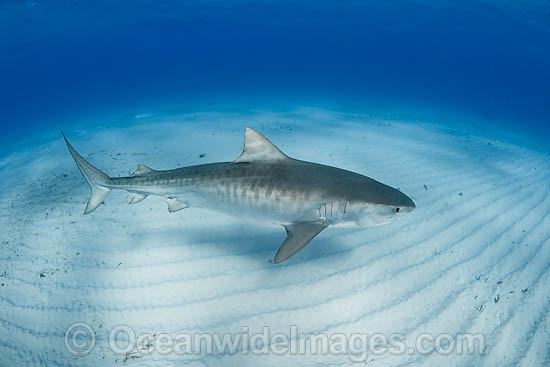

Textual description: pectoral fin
[274,222,327,264]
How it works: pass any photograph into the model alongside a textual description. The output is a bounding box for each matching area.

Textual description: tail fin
[62,133,111,214]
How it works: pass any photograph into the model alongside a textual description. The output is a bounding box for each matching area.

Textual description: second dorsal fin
[130,164,156,177]
[233,127,289,163]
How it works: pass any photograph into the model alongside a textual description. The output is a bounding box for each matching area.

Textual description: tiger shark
[63,128,415,263]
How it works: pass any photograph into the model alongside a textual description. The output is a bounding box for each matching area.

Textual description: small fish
[63,128,415,263]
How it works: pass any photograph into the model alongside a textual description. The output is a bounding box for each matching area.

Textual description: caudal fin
[62,133,112,214]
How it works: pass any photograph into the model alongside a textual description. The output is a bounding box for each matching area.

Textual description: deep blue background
[1,1,549,152]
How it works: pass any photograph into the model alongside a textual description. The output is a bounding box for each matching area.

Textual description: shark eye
[395,207,400,213]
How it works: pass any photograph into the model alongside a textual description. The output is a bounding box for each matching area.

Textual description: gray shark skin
[63,128,415,263]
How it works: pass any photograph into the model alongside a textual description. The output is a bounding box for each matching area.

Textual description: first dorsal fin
[130,164,156,177]
[233,127,289,163]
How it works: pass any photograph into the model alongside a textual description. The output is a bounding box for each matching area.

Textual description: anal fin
[128,193,147,204]
[167,198,188,213]
[274,222,327,264]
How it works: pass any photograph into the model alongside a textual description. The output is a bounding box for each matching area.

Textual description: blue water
[0,1,549,152]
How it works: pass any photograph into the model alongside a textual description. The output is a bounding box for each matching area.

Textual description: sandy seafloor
[0,108,549,366]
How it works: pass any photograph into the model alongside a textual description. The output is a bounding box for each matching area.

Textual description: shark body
[64,128,415,263]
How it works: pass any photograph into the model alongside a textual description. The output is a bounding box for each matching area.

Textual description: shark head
[354,202,415,227]
[342,181,416,228]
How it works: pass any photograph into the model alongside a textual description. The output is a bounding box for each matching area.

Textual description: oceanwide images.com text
[65,323,486,362]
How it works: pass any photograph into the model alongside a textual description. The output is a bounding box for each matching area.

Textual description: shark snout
[393,191,416,213]
[395,203,415,213]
